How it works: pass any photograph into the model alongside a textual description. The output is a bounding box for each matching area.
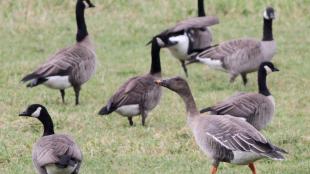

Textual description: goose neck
[258,69,271,96]
[150,39,161,75]
[262,19,273,41]
[37,111,55,136]
[198,0,206,17]
[178,89,199,117]
[76,1,88,42]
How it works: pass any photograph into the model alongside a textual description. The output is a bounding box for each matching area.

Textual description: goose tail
[21,73,47,88]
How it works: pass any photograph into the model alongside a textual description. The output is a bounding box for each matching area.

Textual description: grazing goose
[19,104,82,174]
[151,0,219,77]
[98,38,162,126]
[21,0,96,105]
[188,7,276,85]
[200,62,279,130]
[155,77,286,174]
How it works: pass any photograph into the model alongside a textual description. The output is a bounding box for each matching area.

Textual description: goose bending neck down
[155,77,286,174]
[19,104,83,174]
[150,0,219,77]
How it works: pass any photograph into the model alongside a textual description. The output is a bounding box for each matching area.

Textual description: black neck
[150,39,161,74]
[198,0,205,17]
[258,68,271,96]
[38,110,55,136]
[262,19,273,41]
[76,1,88,42]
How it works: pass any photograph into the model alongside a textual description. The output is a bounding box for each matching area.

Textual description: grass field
[0,0,309,173]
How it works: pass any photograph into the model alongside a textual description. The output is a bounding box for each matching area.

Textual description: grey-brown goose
[21,0,96,105]
[152,0,219,77]
[200,62,279,130]
[188,7,276,85]
[155,77,286,174]
[19,104,82,174]
[98,38,162,126]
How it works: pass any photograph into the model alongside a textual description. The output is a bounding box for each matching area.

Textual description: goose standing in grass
[151,0,219,77]
[19,104,82,174]
[187,7,276,85]
[98,37,162,126]
[155,77,286,174]
[21,0,96,105]
[200,62,279,130]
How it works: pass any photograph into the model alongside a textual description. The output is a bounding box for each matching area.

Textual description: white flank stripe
[44,76,71,89]
[116,104,140,116]
[197,57,225,71]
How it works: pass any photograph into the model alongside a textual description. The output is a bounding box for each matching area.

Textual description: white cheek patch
[263,11,269,19]
[83,1,89,8]
[156,37,165,47]
[31,107,42,117]
[264,65,272,74]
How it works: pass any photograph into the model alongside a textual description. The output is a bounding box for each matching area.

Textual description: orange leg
[211,165,218,174]
[248,163,256,174]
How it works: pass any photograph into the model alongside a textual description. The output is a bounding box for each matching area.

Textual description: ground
[0,0,309,173]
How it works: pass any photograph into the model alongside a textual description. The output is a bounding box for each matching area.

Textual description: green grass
[0,0,310,173]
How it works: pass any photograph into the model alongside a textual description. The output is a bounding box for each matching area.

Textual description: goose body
[153,0,219,77]
[21,0,96,105]
[19,104,83,174]
[156,76,286,173]
[200,62,279,130]
[188,7,276,85]
[98,38,162,126]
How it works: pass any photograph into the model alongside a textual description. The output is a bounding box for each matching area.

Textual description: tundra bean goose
[98,38,162,126]
[151,0,219,77]
[19,104,82,174]
[200,62,279,130]
[155,77,286,174]
[188,7,276,85]
[21,0,96,105]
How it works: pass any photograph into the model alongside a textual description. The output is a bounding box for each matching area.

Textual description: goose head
[260,62,279,75]
[263,6,275,20]
[155,76,190,95]
[19,104,48,118]
[78,0,95,9]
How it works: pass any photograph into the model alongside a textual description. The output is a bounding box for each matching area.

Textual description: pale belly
[116,104,140,116]
[230,151,263,165]
[45,163,77,174]
[43,76,72,89]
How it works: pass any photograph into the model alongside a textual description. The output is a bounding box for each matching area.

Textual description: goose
[151,0,219,77]
[187,6,276,85]
[19,104,82,174]
[200,62,279,130]
[21,0,96,105]
[98,37,162,126]
[155,76,286,174]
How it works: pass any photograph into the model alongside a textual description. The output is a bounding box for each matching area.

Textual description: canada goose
[187,6,276,85]
[200,62,279,130]
[98,37,162,126]
[155,77,286,174]
[19,104,82,174]
[21,0,96,105]
[151,0,219,77]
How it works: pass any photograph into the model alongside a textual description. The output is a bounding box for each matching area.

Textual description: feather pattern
[22,37,96,88]
[32,134,82,174]
[104,74,161,116]
[207,93,275,130]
